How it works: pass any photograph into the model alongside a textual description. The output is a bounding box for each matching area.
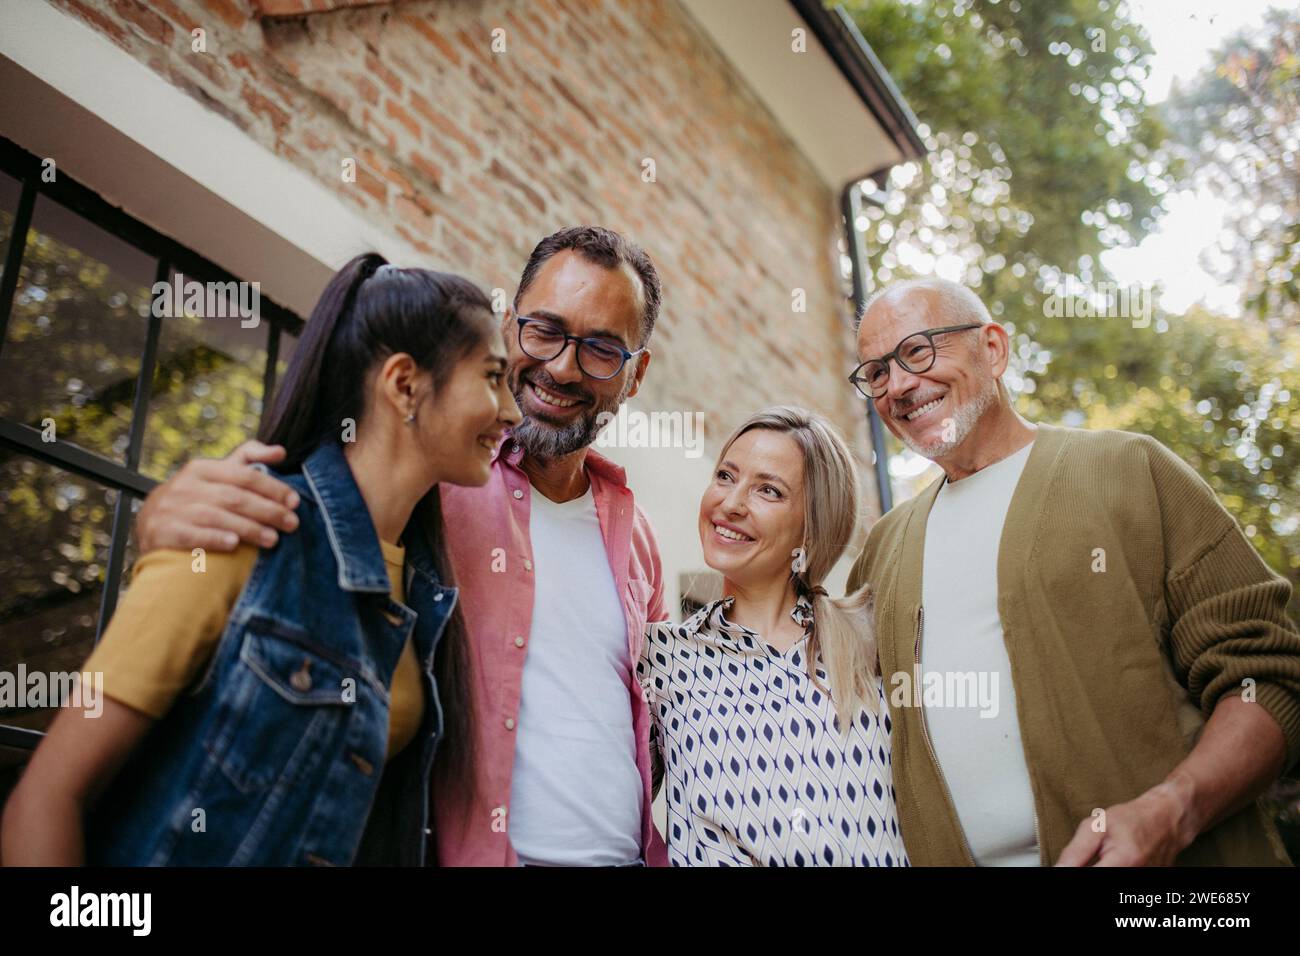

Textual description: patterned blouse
[638,594,908,867]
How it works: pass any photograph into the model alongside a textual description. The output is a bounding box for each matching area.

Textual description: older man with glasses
[846,276,1300,867]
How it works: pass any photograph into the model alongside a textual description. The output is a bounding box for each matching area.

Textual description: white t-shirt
[920,441,1040,866]
[507,486,643,866]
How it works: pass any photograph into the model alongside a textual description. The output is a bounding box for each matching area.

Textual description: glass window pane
[0,451,116,734]
[139,269,268,480]
[0,194,156,463]
[0,170,22,284]
[257,326,299,432]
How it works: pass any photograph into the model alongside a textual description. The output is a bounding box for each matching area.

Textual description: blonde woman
[637,406,907,866]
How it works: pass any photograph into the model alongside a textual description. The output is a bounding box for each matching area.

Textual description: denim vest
[86,442,457,866]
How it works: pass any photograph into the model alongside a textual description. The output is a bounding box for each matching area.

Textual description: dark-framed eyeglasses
[516,316,644,380]
[848,323,982,400]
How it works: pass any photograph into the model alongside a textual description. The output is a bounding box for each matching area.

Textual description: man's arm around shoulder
[136,440,302,554]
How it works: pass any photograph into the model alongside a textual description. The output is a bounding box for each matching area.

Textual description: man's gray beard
[510,413,602,461]
[898,376,999,460]
[509,377,633,463]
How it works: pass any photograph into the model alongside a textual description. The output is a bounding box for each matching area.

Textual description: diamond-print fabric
[638,595,909,866]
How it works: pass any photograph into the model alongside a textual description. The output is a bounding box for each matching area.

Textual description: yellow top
[84,540,424,761]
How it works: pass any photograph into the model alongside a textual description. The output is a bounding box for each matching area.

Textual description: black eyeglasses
[516,316,644,380]
[848,324,982,399]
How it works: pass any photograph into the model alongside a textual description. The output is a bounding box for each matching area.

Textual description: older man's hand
[1055,776,1197,867]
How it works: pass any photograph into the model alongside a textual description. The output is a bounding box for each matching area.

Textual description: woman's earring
[404,410,416,425]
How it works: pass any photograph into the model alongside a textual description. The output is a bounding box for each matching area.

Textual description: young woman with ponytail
[2,254,519,866]
[637,405,908,866]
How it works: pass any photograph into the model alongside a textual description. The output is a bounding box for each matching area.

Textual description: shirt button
[512,489,523,500]
[434,593,444,601]
[505,718,516,730]
[514,636,525,648]
[524,560,533,571]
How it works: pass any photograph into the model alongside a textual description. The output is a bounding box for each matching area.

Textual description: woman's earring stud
[404,411,416,424]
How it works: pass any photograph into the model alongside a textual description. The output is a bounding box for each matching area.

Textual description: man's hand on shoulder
[136,440,301,555]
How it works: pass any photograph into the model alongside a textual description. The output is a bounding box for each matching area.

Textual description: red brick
[439,212,486,252]
[455,27,496,69]
[55,0,132,47]
[400,14,462,67]
[603,109,641,153]
[351,72,380,106]
[417,132,463,174]
[199,0,252,31]
[384,98,420,140]
[51,0,874,486]
[109,0,176,45]
[352,163,388,204]
[384,48,423,88]
[466,62,500,97]
[407,91,483,161]
[375,160,417,198]
[250,0,310,15]
[150,0,203,34]
[488,158,546,215]
[365,52,402,97]
[185,47,232,90]
[252,0,389,17]
[275,138,305,167]
[550,76,601,131]
[504,10,561,71]
[241,83,290,135]
[409,152,444,190]
[394,193,432,229]
[394,223,435,257]
[360,107,396,152]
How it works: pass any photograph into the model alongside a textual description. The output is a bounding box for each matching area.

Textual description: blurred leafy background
[841,0,1299,856]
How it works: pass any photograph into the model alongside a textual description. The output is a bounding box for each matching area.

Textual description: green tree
[1164,7,1299,326]
[845,0,1300,853]
[846,0,1297,609]
[844,0,1175,310]
[0,209,271,739]
[1017,304,1300,607]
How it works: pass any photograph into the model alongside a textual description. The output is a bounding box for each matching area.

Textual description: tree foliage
[845,0,1299,617]
[1164,7,1299,326]
[0,208,270,739]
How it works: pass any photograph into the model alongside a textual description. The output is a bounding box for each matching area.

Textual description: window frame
[0,134,304,751]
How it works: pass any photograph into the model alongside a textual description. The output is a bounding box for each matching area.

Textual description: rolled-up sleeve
[1151,438,1300,770]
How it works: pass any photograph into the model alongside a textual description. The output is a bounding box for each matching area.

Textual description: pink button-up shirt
[433,436,669,866]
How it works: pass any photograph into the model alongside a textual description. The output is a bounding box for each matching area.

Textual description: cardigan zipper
[913,605,975,864]
[1006,623,1047,866]
[1033,806,1043,865]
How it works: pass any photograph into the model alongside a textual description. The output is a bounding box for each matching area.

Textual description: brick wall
[47,0,876,511]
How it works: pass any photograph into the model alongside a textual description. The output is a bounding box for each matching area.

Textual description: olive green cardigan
[848,423,1299,866]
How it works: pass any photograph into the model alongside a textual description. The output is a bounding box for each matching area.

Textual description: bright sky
[1101,0,1296,315]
